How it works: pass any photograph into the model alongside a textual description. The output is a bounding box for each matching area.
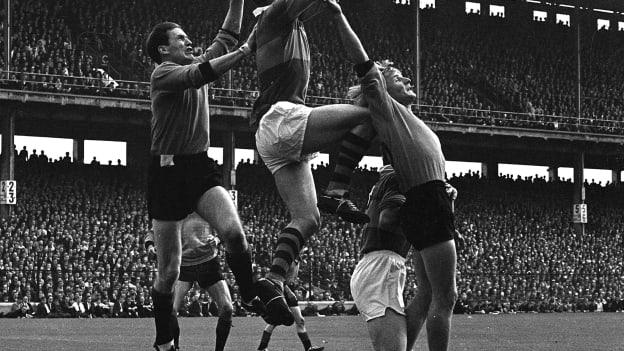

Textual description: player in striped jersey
[146,213,233,351]
[351,165,458,351]
[250,0,377,327]
[350,165,410,351]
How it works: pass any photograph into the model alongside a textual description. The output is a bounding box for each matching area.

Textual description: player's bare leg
[303,104,373,224]
[195,187,264,314]
[291,306,325,351]
[419,240,458,351]
[207,281,234,351]
[172,280,193,350]
[366,308,408,351]
[152,220,183,351]
[257,161,318,326]
[405,251,432,351]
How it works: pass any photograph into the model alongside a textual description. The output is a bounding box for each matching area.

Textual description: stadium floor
[1,314,623,351]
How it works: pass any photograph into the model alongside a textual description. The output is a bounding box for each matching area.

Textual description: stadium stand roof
[547,0,624,13]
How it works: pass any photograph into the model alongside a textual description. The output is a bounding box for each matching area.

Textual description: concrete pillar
[73,139,84,164]
[612,169,622,185]
[1,112,15,219]
[548,166,559,182]
[573,152,585,236]
[222,131,235,189]
[481,161,498,179]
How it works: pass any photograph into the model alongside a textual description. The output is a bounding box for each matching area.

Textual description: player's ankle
[155,340,174,351]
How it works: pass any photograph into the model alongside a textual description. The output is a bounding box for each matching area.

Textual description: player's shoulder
[151,61,178,79]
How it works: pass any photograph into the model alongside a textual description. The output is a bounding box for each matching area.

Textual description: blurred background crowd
[0,150,622,318]
[0,0,623,318]
[1,0,623,133]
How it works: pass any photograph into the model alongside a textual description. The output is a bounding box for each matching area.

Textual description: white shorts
[255,101,318,174]
[350,250,406,321]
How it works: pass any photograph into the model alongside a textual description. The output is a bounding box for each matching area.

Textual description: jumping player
[250,0,376,326]
[145,1,262,349]
[146,213,233,351]
[332,5,459,350]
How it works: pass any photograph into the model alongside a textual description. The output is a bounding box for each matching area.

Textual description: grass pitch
[1,313,623,350]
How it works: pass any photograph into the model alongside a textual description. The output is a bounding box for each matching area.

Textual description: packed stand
[1,0,624,133]
[0,148,623,317]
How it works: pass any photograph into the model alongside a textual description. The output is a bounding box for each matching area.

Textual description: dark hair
[145,22,181,64]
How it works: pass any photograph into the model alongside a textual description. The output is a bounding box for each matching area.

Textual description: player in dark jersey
[351,165,410,351]
[256,260,325,351]
[250,0,376,327]
[351,165,458,351]
[331,4,459,350]
[144,2,262,350]
[146,213,233,351]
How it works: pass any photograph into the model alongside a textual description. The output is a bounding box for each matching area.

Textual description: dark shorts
[400,180,455,251]
[284,284,298,307]
[178,258,224,289]
[147,152,221,221]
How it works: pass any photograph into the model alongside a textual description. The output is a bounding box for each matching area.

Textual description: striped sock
[270,227,305,280]
[328,131,372,192]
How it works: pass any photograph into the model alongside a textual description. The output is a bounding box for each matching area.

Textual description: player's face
[162,27,194,65]
[384,69,417,105]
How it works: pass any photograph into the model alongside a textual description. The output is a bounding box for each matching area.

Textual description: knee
[222,223,247,252]
[413,289,432,310]
[159,266,180,288]
[433,289,458,311]
[298,211,320,235]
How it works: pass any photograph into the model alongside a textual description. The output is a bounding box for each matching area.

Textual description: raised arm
[152,31,255,91]
[327,0,369,65]
[202,0,245,60]
[222,0,245,36]
[326,1,393,116]
[209,24,255,75]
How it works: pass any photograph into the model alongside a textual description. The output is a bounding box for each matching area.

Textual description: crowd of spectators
[0,147,623,318]
[1,0,624,133]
